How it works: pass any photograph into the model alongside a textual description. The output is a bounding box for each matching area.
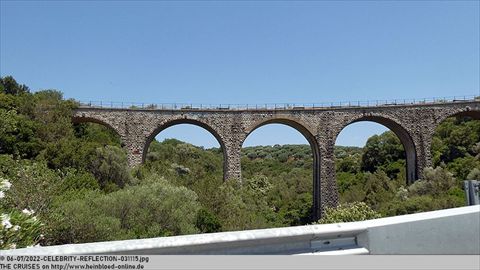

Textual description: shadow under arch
[243,118,321,221]
[143,118,227,179]
[440,110,480,122]
[335,115,418,184]
[71,116,123,145]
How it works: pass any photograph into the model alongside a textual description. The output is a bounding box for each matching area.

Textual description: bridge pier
[413,134,433,180]
[125,141,145,167]
[317,139,338,220]
[123,119,150,168]
[223,136,243,181]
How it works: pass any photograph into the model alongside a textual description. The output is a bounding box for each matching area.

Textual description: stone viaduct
[72,100,480,219]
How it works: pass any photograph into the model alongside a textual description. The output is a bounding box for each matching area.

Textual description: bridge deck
[76,96,478,111]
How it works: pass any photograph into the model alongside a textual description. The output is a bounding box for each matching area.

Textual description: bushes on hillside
[89,145,132,191]
[46,177,200,244]
[1,177,43,249]
[316,202,381,224]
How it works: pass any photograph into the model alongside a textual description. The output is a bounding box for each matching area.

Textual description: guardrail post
[464,180,480,205]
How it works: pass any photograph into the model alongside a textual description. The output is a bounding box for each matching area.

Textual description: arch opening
[334,117,419,211]
[143,120,226,185]
[69,120,130,192]
[72,117,123,147]
[241,119,320,226]
[356,109,480,217]
[338,116,417,184]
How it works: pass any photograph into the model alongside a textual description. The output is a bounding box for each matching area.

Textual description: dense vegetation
[1,76,478,249]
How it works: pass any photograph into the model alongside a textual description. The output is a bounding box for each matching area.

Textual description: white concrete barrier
[357,205,480,254]
[2,205,479,255]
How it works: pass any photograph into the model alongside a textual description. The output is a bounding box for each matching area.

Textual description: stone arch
[242,117,321,220]
[243,117,320,162]
[244,116,317,139]
[143,118,228,178]
[435,108,480,126]
[71,116,124,145]
[334,114,418,183]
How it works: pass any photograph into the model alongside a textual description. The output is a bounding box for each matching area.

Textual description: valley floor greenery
[1,76,479,248]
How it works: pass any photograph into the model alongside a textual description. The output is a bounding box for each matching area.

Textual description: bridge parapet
[77,95,478,111]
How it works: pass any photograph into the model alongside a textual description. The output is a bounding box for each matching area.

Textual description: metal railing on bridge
[77,95,479,111]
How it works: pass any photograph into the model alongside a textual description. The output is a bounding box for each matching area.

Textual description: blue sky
[1,1,479,147]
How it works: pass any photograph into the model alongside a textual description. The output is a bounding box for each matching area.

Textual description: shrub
[195,208,222,233]
[363,170,396,210]
[88,145,132,190]
[46,177,200,244]
[315,202,381,224]
[1,177,43,249]
[467,168,480,180]
[409,167,456,196]
[2,161,63,216]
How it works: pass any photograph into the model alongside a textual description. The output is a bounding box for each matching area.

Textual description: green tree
[0,76,30,96]
[363,170,396,210]
[88,145,132,191]
[361,131,405,173]
[336,153,361,173]
[195,208,222,233]
[0,109,40,159]
[33,90,76,144]
[432,116,480,164]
